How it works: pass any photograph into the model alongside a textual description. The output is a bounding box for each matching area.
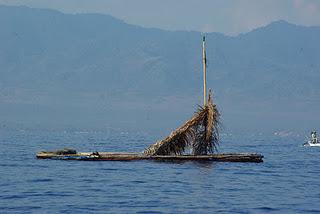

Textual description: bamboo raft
[36,151,263,162]
[36,37,264,164]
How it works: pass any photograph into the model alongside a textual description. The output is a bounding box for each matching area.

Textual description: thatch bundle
[144,91,220,156]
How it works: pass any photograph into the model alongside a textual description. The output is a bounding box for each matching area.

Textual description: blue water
[1,130,319,213]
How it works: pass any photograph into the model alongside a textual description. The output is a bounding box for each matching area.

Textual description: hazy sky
[1,0,320,35]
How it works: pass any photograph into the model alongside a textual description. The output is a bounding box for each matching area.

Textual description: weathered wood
[36,151,263,163]
[203,35,207,106]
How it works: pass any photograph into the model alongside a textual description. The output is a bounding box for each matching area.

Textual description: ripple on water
[1,131,320,213]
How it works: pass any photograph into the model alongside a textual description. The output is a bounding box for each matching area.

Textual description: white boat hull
[303,141,320,147]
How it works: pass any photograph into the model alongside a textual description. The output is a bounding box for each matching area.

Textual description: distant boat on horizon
[303,131,320,147]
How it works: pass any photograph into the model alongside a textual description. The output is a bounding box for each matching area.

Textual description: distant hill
[0,5,319,133]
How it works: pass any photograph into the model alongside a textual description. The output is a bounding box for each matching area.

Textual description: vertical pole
[202,36,207,106]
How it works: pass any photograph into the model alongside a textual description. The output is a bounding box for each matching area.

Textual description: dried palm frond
[144,90,220,156]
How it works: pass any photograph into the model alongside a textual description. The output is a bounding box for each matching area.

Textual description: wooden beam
[36,151,263,163]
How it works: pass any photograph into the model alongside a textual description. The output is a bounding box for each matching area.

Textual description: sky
[1,0,320,35]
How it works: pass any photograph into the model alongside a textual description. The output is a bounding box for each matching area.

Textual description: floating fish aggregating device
[36,36,263,163]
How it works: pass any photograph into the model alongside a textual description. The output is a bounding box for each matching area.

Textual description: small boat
[304,141,320,147]
[303,131,320,147]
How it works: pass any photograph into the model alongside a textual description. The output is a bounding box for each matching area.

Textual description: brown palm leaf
[144,91,220,156]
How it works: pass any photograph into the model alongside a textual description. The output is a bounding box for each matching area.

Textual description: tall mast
[202,36,207,106]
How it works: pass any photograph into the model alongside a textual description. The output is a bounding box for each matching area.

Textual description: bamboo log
[36,151,263,163]
[203,35,207,106]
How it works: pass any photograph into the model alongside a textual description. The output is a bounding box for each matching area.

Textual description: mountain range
[0,5,319,134]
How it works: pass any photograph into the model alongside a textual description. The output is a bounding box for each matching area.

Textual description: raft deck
[36,152,263,163]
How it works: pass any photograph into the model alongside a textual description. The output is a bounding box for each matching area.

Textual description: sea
[0,129,319,213]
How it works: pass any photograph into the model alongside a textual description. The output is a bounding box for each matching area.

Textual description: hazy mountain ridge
[0,5,319,132]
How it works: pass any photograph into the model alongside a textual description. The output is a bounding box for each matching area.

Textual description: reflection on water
[151,159,216,169]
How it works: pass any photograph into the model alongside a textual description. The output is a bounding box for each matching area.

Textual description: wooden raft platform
[36,152,263,163]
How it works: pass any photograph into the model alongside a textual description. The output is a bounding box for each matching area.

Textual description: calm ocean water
[0,129,319,213]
